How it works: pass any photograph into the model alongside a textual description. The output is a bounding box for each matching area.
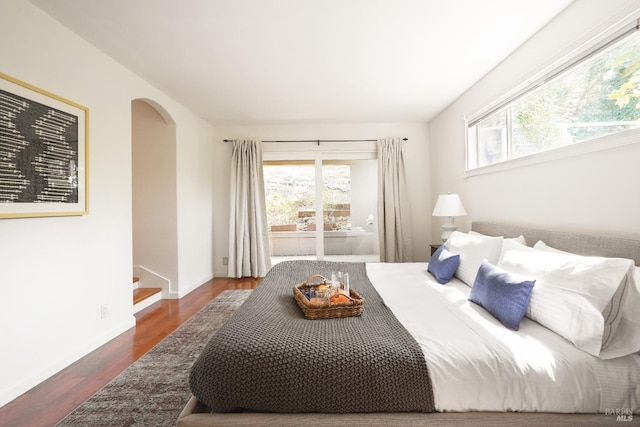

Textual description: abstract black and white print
[0,88,79,203]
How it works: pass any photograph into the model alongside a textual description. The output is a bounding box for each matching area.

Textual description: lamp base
[440,217,458,242]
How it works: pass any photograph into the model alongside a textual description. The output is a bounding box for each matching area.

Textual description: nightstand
[430,244,441,256]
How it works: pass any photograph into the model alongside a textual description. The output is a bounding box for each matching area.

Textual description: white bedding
[366,262,640,413]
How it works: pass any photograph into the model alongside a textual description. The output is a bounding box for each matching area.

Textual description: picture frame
[0,72,89,218]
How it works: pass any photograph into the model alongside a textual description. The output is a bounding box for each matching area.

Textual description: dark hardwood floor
[0,277,261,427]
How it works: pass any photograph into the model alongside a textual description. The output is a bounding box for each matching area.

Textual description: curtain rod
[223,138,408,145]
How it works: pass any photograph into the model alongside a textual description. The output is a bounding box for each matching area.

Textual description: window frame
[465,15,640,177]
[262,141,377,260]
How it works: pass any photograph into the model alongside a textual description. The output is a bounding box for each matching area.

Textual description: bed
[178,222,640,426]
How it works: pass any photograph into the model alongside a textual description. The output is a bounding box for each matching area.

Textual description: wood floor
[0,277,261,427]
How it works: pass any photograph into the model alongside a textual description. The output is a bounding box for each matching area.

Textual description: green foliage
[263,164,350,228]
[510,31,640,153]
[265,192,298,225]
[474,30,640,168]
[512,87,571,156]
[608,60,640,109]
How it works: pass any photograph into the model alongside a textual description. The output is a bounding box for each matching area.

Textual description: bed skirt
[177,395,615,427]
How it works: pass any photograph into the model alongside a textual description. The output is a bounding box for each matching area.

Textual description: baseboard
[0,315,136,408]
[170,273,215,299]
[214,269,229,278]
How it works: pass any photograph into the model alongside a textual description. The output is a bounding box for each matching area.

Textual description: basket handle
[304,274,330,286]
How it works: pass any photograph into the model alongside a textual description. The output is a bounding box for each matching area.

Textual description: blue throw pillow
[469,261,535,331]
[427,245,460,284]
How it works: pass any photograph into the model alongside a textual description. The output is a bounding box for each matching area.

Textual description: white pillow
[444,231,504,287]
[533,241,640,359]
[596,265,640,358]
[498,239,637,358]
[470,230,527,246]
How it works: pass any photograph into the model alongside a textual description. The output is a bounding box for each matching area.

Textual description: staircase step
[133,287,162,314]
[133,287,162,305]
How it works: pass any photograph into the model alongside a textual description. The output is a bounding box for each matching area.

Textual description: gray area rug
[56,289,251,427]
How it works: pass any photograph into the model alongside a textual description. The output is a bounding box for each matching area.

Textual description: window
[467,21,640,171]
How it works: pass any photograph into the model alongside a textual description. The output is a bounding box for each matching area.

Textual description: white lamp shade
[432,194,467,217]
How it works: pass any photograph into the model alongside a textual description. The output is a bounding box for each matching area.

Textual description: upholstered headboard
[472,222,640,267]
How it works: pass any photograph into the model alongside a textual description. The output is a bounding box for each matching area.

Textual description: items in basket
[331,271,350,296]
[300,273,349,304]
[330,293,351,303]
[303,285,353,304]
[293,274,364,319]
[308,284,330,304]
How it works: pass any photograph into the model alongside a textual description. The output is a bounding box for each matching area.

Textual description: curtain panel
[377,138,413,262]
[228,140,271,278]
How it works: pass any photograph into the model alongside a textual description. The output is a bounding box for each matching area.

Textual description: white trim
[263,151,376,161]
[314,158,324,260]
[172,273,215,299]
[465,126,640,178]
[213,269,229,277]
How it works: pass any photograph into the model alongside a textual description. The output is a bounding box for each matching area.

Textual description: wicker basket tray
[293,274,364,320]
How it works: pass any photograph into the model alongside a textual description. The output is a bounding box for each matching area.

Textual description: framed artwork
[0,72,89,218]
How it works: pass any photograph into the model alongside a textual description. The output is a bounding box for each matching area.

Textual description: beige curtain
[228,140,271,277]
[377,138,413,262]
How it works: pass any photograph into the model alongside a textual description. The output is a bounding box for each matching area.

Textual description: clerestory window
[467,19,640,172]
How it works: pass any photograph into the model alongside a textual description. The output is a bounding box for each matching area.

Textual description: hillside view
[263,164,351,230]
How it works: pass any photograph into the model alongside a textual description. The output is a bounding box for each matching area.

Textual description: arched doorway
[131,98,177,308]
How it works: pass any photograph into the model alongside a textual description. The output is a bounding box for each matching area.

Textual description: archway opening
[131,98,177,305]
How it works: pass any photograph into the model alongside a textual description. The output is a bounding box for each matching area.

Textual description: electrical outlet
[223,257,228,266]
[100,304,109,319]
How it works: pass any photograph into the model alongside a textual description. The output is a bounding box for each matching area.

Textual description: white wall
[429,0,640,240]
[212,123,431,275]
[350,159,377,229]
[176,114,216,297]
[0,1,214,406]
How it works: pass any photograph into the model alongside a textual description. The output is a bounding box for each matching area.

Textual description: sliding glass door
[263,161,317,260]
[321,160,378,262]
[264,157,378,264]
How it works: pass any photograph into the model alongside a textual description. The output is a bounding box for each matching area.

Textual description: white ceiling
[29,0,573,125]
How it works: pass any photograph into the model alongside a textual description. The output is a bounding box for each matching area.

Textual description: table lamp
[432,193,467,242]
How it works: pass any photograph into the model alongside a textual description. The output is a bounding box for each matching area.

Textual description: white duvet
[366,262,640,413]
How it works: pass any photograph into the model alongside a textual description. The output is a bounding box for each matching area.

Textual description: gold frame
[0,72,89,218]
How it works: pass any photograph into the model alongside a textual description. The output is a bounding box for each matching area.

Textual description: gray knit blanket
[189,260,435,413]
